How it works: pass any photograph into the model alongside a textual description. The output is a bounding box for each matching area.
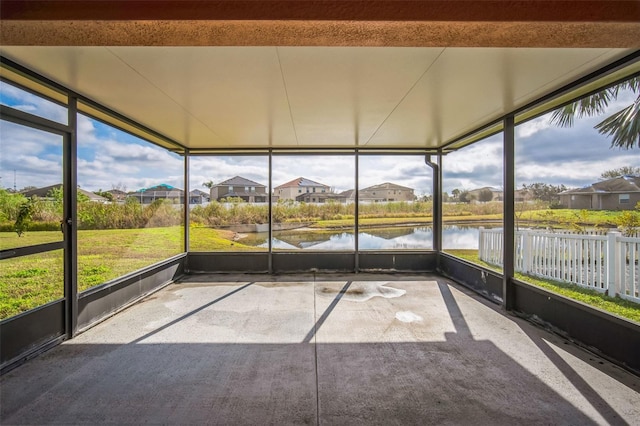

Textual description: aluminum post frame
[183,149,190,261]
[64,96,78,338]
[354,150,359,272]
[503,115,516,311]
[268,150,273,273]
[425,154,441,255]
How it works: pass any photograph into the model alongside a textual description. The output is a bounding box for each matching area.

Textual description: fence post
[478,227,485,261]
[607,231,621,296]
[521,230,531,274]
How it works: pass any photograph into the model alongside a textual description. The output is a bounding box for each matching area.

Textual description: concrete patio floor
[1,273,639,425]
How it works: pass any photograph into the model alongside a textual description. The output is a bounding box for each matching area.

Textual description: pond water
[240,224,500,250]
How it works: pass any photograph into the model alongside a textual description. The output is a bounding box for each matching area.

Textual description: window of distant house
[228,186,233,192]
[313,188,316,192]
[244,186,249,191]
[251,186,255,192]
[321,189,325,193]
[298,189,301,193]
[620,194,630,204]
[571,195,576,201]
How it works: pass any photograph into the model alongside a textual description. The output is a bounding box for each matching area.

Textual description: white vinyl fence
[478,228,640,304]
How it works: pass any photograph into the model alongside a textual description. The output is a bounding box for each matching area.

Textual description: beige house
[559,176,640,210]
[274,177,330,201]
[514,188,534,203]
[210,176,267,203]
[359,183,415,202]
[296,192,348,204]
[468,187,503,202]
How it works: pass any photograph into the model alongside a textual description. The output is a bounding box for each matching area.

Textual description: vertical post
[503,115,516,311]
[64,96,78,339]
[268,150,273,274]
[354,150,359,272]
[607,231,621,296]
[183,149,190,263]
[427,153,442,256]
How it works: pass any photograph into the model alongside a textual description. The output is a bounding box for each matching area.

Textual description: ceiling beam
[2,1,639,22]
[1,1,640,47]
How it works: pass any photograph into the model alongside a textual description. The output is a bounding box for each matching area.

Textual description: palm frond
[549,90,612,127]
[550,103,577,127]
[594,95,640,149]
[608,76,640,98]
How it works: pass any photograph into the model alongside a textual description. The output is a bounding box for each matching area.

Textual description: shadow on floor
[1,276,636,425]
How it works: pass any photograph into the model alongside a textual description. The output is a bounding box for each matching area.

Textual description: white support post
[607,231,621,296]
[478,227,485,261]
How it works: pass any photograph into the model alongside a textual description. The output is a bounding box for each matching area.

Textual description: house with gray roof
[559,176,640,210]
[210,176,267,203]
[21,184,108,203]
[189,189,210,204]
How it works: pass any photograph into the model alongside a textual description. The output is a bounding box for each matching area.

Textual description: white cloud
[3,81,637,196]
[516,115,552,139]
[0,81,68,124]
[0,121,64,189]
[77,114,99,144]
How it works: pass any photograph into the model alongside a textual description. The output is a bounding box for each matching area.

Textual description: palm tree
[549,76,639,149]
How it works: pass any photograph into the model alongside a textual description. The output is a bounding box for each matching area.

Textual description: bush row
[1,192,529,232]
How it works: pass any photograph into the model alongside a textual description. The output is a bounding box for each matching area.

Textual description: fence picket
[478,228,639,304]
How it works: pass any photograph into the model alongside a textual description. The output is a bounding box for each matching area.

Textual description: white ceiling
[0,46,633,150]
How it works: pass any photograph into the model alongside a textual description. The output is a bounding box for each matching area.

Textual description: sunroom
[1,1,639,423]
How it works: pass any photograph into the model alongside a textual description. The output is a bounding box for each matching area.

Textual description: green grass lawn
[2,217,638,321]
[516,208,624,228]
[445,249,640,324]
[1,226,259,319]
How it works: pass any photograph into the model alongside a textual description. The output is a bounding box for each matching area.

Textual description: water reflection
[248,225,497,250]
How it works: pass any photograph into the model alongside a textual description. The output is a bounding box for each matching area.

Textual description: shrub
[0,189,27,222]
[616,210,640,236]
[14,198,35,236]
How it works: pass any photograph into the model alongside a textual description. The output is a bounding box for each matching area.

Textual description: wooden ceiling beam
[2,1,640,47]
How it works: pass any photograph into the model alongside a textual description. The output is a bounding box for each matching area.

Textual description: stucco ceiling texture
[0,46,633,149]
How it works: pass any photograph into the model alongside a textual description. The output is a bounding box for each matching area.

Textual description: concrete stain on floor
[318,281,407,302]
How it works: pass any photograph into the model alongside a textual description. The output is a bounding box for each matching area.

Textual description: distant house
[559,176,640,210]
[21,184,108,203]
[274,177,331,201]
[296,192,348,203]
[468,186,503,202]
[359,182,415,202]
[339,189,355,203]
[106,189,128,202]
[210,176,267,202]
[128,184,184,204]
[189,189,210,204]
[514,188,534,203]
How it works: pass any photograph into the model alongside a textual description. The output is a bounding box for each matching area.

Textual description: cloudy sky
[1,80,638,196]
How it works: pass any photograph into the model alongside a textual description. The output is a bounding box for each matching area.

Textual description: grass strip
[444,249,640,324]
